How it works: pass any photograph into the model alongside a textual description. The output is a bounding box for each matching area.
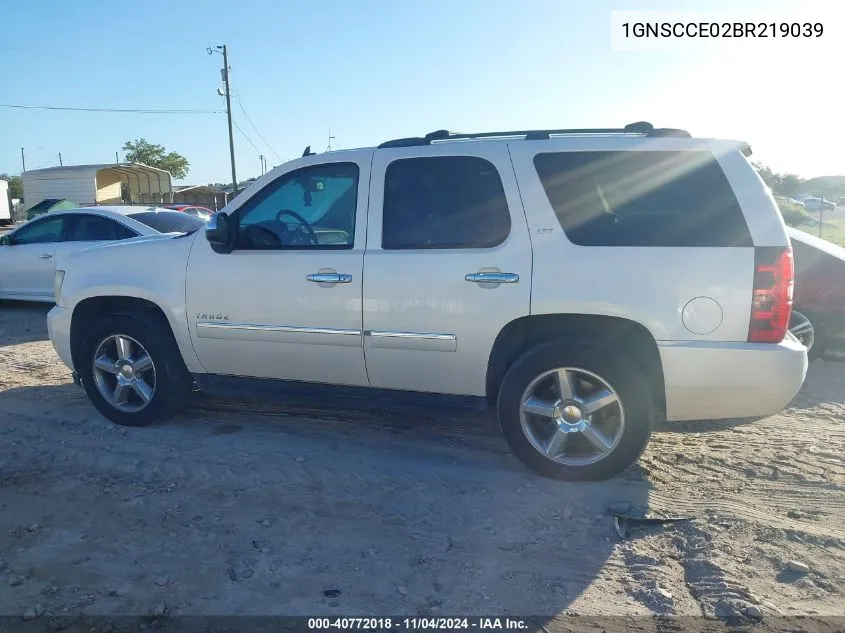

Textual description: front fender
[59,233,204,373]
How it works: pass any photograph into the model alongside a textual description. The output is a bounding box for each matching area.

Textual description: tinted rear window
[67,214,137,241]
[533,150,752,247]
[382,156,511,249]
[128,211,205,233]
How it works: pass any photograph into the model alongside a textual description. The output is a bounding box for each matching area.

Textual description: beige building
[172,185,228,210]
[21,163,173,211]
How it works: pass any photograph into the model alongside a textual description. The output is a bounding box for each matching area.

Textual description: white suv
[47,122,808,480]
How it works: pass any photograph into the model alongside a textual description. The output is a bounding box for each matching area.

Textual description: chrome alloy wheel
[91,334,157,413]
[519,367,625,466]
[789,311,815,351]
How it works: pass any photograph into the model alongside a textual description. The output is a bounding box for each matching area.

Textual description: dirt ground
[1,302,843,628]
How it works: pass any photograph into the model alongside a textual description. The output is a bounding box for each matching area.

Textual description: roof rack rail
[377,121,692,148]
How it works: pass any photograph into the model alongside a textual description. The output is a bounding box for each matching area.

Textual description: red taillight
[748,246,794,343]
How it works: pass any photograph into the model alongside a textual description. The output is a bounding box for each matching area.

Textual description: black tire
[496,341,655,481]
[77,312,192,427]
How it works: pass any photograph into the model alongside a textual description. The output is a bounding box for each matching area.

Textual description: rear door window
[128,211,205,233]
[67,214,137,241]
[533,150,752,247]
[382,156,511,249]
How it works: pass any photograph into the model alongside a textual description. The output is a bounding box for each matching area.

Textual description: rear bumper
[659,334,808,421]
[47,305,74,371]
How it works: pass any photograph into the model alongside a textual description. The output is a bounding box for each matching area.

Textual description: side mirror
[206,212,235,254]
[0,235,12,246]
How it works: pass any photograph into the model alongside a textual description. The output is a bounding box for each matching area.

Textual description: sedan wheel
[789,311,815,351]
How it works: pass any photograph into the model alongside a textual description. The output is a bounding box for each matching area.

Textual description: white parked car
[802,197,836,212]
[0,206,204,302]
[47,122,808,480]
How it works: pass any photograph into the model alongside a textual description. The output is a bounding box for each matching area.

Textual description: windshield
[128,211,205,234]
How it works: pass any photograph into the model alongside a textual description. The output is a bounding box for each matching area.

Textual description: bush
[775,197,812,227]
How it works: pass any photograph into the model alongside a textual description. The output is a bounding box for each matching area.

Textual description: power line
[232,90,283,161]
[232,120,262,154]
[0,103,223,114]
[32,154,60,170]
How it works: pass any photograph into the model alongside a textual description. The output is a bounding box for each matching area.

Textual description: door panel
[1,215,68,299]
[363,145,533,397]
[185,152,373,386]
[1,244,57,299]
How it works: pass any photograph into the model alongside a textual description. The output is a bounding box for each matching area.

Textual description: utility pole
[217,44,238,197]
[819,192,825,238]
[20,147,26,172]
[59,153,63,167]
[208,44,238,196]
[327,127,335,152]
[115,151,119,164]
[259,154,266,175]
[222,46,237,196]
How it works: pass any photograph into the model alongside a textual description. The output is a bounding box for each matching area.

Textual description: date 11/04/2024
[307,618,529,630]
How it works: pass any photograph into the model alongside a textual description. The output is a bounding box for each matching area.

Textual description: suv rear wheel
[77,313,192,427]
[497,342,654,481]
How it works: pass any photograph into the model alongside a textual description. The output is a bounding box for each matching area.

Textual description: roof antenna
[302,145,315,157]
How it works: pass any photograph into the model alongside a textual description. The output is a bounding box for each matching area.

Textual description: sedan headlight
[54,270,66,304]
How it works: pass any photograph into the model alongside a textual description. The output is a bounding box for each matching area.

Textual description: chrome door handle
[306,272,352,284]
[37,253,53,260]
[465,272,519,284]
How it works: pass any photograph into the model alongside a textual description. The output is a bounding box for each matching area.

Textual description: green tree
[752,162,805,198]
[122,138,190,179]
[775,173,802,198]
[0,174,23,199]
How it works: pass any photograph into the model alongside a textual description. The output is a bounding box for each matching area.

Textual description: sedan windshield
[128,211,205,234]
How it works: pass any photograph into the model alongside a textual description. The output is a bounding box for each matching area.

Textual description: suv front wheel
[77,313,192,427]
[497,342,654,481]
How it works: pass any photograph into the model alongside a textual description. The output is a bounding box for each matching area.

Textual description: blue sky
[2,0,842,185]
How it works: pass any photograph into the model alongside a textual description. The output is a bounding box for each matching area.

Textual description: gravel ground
[1,302,843,628]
